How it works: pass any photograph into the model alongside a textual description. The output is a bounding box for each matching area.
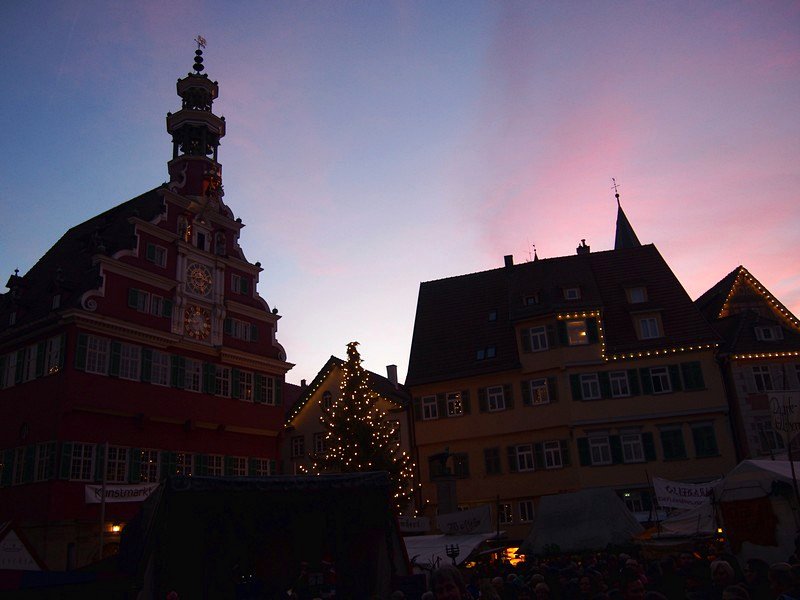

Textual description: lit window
[638,317,661,339]
[138,449,160,482]
[543,441,563,469]
[589,436,612,465]
[580,374,601,400]
[566,320,589,345]
[422,395,438,420]
[175,452,194,477]
[487,386,505,411]
[498,503,513,524]
[447,392,463,417]
[529,379,550,405]
[610,371,630,397]
[621,433,644,463]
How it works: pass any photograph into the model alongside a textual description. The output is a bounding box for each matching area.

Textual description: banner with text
[771,392,800,438]
[85,482,159,504]
[436,504,493,535]
[653,477,720,509]
[398,516,431,534]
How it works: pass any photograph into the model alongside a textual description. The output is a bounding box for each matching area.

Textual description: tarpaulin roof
[404,533,500,568]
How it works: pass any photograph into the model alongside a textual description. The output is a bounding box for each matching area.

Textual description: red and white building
[0,48,293,569]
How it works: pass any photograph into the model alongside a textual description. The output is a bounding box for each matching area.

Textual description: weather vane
[611,177,621,194]
[195,35,207,50]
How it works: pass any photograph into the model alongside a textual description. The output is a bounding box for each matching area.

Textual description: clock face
[187,263,213,296]
[184,304,211,340]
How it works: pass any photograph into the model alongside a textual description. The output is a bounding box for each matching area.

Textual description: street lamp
[445,544,460,566]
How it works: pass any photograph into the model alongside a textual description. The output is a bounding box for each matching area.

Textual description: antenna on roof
[611,177,621,207]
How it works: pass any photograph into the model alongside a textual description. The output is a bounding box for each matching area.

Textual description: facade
[406,203,737,540]
[695,266,800,460]
[0,49,292,569]
[283,357,413,477]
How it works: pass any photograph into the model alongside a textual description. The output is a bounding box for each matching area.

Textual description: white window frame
[184,359,202,392]
[70,443,95,481]
[12,447,26,485]
[650,366,671,394]
[239,370,254,402]
[229,457,247,477]
[530,379,550,405]
[527,326,548,352]
[543,440,563,469]
[498,503,513,525]
[752,365,773,392]
[519,500,535,523]
[422,395,438,420]
[580,373,601,400]
[621,433,644,463]
[258,374,276,405]
[138,449,160,483]
[175,452,194,477]
[639,317,661,339]
[3,352,18,388]
[86,336,110,375]
[34,442,55,482]
[623,491,645,513]
[151,350,170,386]
[487,385,505,411]
[609,371,630,398]
[215,366,231,397]
[516,444,535,471]
[755,326,782,341]
[566,320,589,346]
[118,343,141,381]
[564,287,581,300]
[251,458,273,476]
[149,295,164,317]
[229,318,252,341]
[589,436,612,466]
[45,336,61,375]
[22,345,37,382]
[206,455,224,476]
[446,392,463,417]
[291,436,305,458]
[106,446,129,483]
[147,243,167,268]
[321,391,332,410]
[313,432,327,454]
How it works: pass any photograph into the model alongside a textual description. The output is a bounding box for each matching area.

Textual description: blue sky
[2,1,798,384]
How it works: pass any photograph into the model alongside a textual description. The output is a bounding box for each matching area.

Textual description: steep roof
[406,244,720,386]
[614,202,641,250]
[0,186,165,336]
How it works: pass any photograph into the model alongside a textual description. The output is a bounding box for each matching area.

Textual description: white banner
[85,482,159,504]
[436,504,493,535]
[398,516,431,533]
[771,392,800,436]
[652,477,720,509]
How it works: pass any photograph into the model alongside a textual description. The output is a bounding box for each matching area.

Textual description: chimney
[386,365,398,387]
[504,255,514,268]
[300,379,307,389]
[576,239,590,255]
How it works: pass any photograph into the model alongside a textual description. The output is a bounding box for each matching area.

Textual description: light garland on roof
[732,351,800,360]
[718,268,800,330]
[607,343,718,361]
[285,361,338,425]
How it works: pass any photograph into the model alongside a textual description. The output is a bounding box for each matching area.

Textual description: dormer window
[755,326,783,341]
[524,293,539,306]
[637,315,662,339]
[488,309,497,322]
[626,286,647,304]
[564,287,581,301]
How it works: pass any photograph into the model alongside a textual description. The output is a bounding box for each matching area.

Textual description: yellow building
[406,204,737,541]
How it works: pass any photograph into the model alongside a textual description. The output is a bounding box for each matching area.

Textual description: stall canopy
[519,488,644,554]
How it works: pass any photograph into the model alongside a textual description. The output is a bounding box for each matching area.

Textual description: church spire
[612,179,641,250]
[166,37,226,201]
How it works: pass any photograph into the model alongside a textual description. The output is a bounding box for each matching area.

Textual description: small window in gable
[755,326,783,341]
[564,287,581,300]
[524,293,539,306]
[626,286,647,304]
[488,309,497,321]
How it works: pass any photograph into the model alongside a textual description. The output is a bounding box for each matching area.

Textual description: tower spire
[612,178,641,250]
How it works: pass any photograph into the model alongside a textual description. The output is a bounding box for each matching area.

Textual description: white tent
[403,532,499,569]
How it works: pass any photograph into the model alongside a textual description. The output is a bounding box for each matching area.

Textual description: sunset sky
[1,2,798,385]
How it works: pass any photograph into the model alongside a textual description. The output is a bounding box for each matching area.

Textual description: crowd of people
[412,546,800,600]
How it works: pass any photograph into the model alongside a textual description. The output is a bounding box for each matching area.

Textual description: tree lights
[304,342,416,515]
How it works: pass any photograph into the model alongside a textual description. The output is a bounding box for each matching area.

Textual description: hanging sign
[436,504,493,534]
[398,516,431,534]
[85,482,159,504]
[771,392,800,437]
[652,477,720,509]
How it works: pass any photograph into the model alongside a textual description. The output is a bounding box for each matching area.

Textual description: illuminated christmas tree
[306,341,417,515]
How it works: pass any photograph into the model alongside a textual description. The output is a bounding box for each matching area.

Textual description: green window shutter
[610,436,623,464]
[223,318,233,335]
[412,397,421,421]
[461,390,471,414]
[35,342,46,378]
[521,381,531,406]
[640,368,653,395]
[520,329,531,353]
[628,369,640,396]
[269,460,277,475]
[681,362,705,390]
[587,318,599,343]
[0,356,5,385]
[162,299,173,318]
[109,341,121,377]
[129,449,141,482]
[75,334,88,370]
[170,355,182,388]
[274,379,282,406]
[533,443,544,470]
[24,446,36,483]
[231,368,241,398]
[642,432,657,461]
[59,443,73,480]
[504,384,514,409]
[141,348,153,383]
[478,388,488,412]
[250,324,259,341]
[669,364,683,391]
[146,243,156,261]
[94,444,105,482]
[203,363,215,394]
[46,444,57,480]
[546,324,558,348]
[128,288,139,309]
[195,454,207,477]
[248,458,257,477]
[224,456,234,476]
[560,440,571,466]
[599,371,612,399]
[15,350,24,384]
[577,438,590,466]
[506,447,518,473]
[253,375,264,404]
[548,377,558,403]
[570,375,582,401]
[436,393,446,417]
[557,321,568,345]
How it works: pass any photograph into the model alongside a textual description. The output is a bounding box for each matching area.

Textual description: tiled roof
[694,266,742,322]
[406,244,720,386]
[0,186,165,336]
